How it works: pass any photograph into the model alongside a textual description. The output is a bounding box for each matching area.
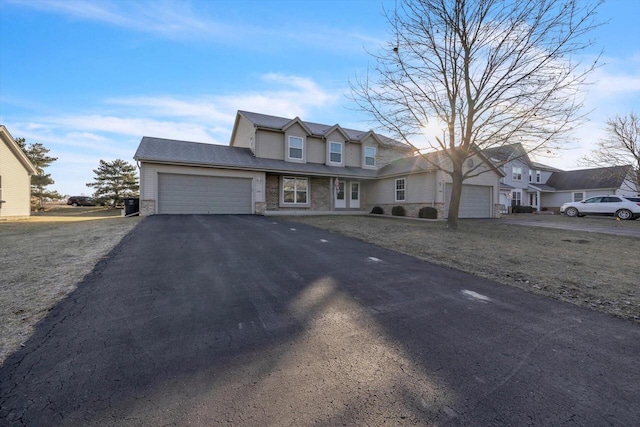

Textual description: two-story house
[134,111,504,218]
[485,143,560,212]
[485,143,638,212]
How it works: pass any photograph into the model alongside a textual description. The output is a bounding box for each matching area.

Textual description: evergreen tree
[86,159,139,207]
[15,138,61,209]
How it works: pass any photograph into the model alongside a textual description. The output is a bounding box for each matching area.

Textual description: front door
[350,182,360,208]
[334,179,346,209]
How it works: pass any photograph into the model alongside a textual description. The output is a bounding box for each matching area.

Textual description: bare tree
[580,112,640,194]
[351,0,601,228]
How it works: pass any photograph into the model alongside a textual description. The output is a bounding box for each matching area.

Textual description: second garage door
[158,173,252,214]
[445,184,492,218]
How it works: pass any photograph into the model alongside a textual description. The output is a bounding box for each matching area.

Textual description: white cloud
[5,74,344,195]
[6,0,384,53]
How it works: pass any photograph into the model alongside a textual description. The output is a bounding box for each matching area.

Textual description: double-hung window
[329,142,342,164]
[573,192,584,202]
[282,177,308,205]
[364,146,376,167]
[395,178,406,201]
[512,166,522,181]
[288,136,303,160]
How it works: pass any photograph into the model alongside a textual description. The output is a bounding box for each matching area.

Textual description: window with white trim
[288,136,303,160]
[512,166,522,181]
[329,142,342,164]
[282,177,308,204]
[395,178,406,201]
[573,192,584,202]
[536,170,541,183]
[364,146,376,167]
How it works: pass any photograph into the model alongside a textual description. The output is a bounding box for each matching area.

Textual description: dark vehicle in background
[66,196,96,206]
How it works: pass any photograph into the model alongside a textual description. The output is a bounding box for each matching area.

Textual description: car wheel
[565,207,579,217]
[616,209,633,220]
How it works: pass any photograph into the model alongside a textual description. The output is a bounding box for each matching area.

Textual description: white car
[560,196,640,220]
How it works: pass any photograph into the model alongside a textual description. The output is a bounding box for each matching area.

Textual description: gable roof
[483,143,531,166]
[545,165,633,191]
[0,125,37,175]
[134,137,379,179]
[237,110,413,151]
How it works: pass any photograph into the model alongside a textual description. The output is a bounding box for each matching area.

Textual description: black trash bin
[124,197,140,216]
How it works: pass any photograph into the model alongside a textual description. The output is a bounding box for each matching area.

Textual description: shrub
[418,206,438,219]
[512,205,538,214]
[370,206,384,214]
[391,205,405,216]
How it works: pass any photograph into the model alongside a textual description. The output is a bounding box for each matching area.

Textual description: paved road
[1,215,639,426]
[503,217,640,237]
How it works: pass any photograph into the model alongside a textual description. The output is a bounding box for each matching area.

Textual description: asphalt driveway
[1,215,639,425]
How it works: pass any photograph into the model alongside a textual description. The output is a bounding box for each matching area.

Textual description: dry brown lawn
[287,215,639,323]
[0,207,141,364]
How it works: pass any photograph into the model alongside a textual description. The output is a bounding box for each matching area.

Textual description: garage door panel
[445,184,492,218]
[158,173,252,214]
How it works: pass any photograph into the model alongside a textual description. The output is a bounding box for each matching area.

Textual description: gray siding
[367,173,436,205]
[256,129,284,160]
[307,137,324,164]
[345,143,361,168]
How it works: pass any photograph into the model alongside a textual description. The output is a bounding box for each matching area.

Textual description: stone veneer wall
[265,174,332,211]
[140,199,156,216]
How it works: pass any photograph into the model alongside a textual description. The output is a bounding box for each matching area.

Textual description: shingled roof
[545,165,633,191]
[483,143,558,171]
[237,110,412,151]
[134,137,379,179]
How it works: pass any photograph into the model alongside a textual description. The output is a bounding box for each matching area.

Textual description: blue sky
[1,0,639,196]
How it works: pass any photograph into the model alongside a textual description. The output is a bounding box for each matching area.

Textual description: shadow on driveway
[1,215,639,425]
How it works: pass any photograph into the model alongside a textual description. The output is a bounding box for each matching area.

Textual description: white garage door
[158,173,252,214]
[445,184,492,218]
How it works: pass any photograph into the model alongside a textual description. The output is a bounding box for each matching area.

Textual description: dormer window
[288,136,303,160]
[329,142,342,164]
[364,146,376,167]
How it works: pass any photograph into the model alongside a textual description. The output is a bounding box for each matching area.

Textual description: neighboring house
[0,125,37,219]
[134,111,504,218]
[485,143,561,212]
[536,165,638,210]
[484,143,638,212]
